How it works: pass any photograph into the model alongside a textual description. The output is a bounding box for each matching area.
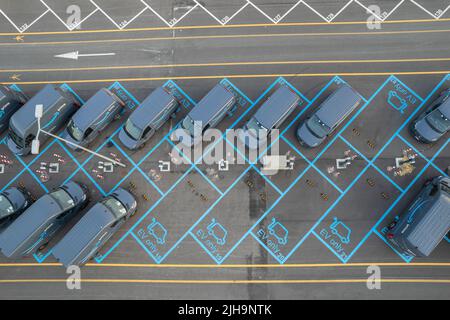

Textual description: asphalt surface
[0,0,449,300]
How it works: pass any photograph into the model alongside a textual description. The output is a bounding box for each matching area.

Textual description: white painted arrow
[54,51,116,60]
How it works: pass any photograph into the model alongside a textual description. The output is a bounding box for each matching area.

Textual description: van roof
[316,85,361,127]
[0,195,64,256]
[254,86,300,129]
[407,194,450,256]
[9,85,64,137]
[129,87,175,130]
[187,84,235,125]
[71,89,121,129]
[439,96,450,118]
[53,203,116,265]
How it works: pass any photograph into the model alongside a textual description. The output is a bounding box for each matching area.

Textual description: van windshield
[0,195,14,215]
[67,120,84,142]
[50,189,75,211]
[102,197,127,220]
[426,110,450,133]
[124,119,142,140]
[246,118,268,138]
[8,127,23,147]
[306,115,330,139]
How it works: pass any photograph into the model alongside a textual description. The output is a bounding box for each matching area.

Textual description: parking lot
[0,0,449,299]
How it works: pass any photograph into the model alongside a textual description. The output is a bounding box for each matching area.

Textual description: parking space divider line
[397,133,448,178]
[373,229,413,263]
[311,230,346,263]
[249,231,285,264]
[338,135,404,192]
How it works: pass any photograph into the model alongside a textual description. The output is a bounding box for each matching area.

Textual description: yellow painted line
[2,70,450,86]
[2,57,450,74]
[0,279,449,285]
[0,17,450,36]
[1,29,450,46]
[0,262,449,268]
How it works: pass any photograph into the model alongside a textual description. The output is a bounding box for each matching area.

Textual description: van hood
[413,119,442,143]
[296,123,324,148]
[118,128,140,150]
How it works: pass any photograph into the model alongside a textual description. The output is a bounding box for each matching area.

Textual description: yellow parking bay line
[0,278,449,285]
[0,262,449,268]
[3,70,450,86]
[2,57,450,74]
[1,29,450,46]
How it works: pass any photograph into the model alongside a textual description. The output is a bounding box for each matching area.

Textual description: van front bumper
[6,136,29,156]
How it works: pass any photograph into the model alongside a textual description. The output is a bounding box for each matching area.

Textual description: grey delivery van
[53,188,137,267]
[6,84,81,156]
[62,89,124,150]
[177,83,235,146]
[0,181,88,258]
[119,87,178,150]
[0,86,27,134]
[0,187,32,229]
[410,89,450,144]
[386,176,450,257]
[297,85,361,148]
[239,86,300,149]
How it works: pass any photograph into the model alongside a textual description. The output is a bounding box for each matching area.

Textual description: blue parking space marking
[108,82,139,110]
[397,134,448,178]
[3,76,448,265]
[0,140,26,192]
[251,167,342,264]
[375,228,414,263]
[60,83,85,104]
[339,136,404,193]
[445,235,450,243]
[132,172,221,263]
[370,137,450,261]
[313,166,402,263]
[190,167,281,264]
[340,76,423,159]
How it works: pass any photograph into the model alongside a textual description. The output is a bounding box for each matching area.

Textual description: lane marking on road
[0,17,450,36]
[3,71,450,86]
[0,279,449,284]
[2,57,450,74]
[0,262,449,268]
[1,28,450,46]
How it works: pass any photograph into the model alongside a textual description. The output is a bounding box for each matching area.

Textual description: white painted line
[41,129,126,168]
[220,2,250,25]
[40,0,72,30]
[34,105,126,167]
[246,1,277,24]
[299,1,330,22]
[276,0,304,23]
[89,0,123,29]
[193,0,226,25]
[409,0,442,19]
[0,8,49,33]
[328,0,354,22]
